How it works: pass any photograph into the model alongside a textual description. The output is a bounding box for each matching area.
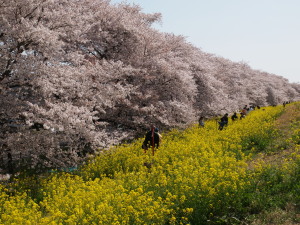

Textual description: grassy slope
[247,103,300,225]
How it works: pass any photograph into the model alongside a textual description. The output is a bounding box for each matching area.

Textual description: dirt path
[249,103,300,167]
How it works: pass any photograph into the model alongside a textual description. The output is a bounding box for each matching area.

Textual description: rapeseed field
[1,103,300,224]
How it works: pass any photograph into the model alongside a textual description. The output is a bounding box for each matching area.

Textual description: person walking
[231,112,238,121]
[218,113,228,130]
[142,126,161,155]
[198,116,205,127]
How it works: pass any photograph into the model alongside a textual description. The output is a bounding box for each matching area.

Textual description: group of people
[199,104,260,131]
[142,104,260,154]
[142,102,292,156]
[283,101,291,107]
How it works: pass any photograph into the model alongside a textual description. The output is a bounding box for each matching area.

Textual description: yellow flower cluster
[1,104,296,224]
[0,185,41,224]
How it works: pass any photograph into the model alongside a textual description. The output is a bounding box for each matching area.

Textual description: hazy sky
[111,0,300,83]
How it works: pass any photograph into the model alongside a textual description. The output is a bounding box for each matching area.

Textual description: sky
[110,0,300,83]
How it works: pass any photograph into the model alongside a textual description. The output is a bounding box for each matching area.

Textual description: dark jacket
[143,130,160,148]
[220,115,228,125]
[218,114,228,130]
[231,113,238,121]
